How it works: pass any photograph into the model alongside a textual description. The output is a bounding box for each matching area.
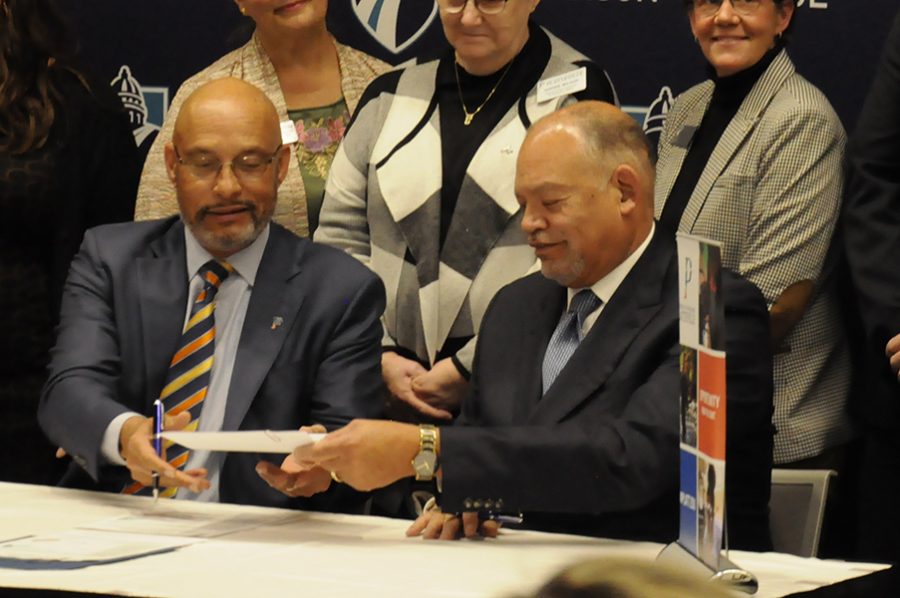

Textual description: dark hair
[523,557,736,598]
[682,0,796,44]
[0,0,85,154]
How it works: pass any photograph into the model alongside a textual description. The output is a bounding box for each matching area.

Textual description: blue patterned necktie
[542,289,602,394]
[124,259,233,497]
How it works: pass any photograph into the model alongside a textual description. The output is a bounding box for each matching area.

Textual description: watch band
[419,424,437,454]
[412,424,439,482]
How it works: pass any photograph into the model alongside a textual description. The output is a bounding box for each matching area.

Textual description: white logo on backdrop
[622,86,674,140]
[352,0,438,54]
[110,65,169,147]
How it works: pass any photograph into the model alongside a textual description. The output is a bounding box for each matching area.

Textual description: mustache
[527,233,557,245]
[196,201,256,220]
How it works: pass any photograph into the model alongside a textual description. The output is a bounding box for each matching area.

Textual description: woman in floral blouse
[134,0,389,237]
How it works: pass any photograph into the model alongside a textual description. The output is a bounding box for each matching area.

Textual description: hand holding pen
[118,409,210,494]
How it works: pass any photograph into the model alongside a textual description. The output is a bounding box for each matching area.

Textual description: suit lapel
[682,51,795,233]
[222,226,306,431]
[518,281,567,418]
[136,219,188,408]
[530,236,673,424]
[656,83,712,207]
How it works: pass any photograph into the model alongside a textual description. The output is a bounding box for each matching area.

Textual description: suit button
[496,499,504,510]
[484,500,494,510]
[464,499,474,509]
[473,500,482,509]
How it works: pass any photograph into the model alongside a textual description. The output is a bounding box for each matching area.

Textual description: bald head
[528,101,656,198]
[173,77,281,149]
[515,101,656,288]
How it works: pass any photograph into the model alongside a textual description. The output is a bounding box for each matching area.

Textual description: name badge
[280,120,299,145]
[537,67,587,103]
[673,125,698,149]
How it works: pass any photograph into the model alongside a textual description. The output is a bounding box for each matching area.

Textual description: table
[0,482,889,597]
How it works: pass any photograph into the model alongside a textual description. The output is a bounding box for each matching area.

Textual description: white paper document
[82,509,298,538]
[161,430,324,453]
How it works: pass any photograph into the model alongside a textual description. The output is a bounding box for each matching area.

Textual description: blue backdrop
[61,1,899,154]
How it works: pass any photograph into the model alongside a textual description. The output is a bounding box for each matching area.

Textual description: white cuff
[101,412,141,466]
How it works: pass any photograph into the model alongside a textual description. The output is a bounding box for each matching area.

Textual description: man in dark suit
[38,78,385,511]
[281,102,683,541]
[843,9,900,564]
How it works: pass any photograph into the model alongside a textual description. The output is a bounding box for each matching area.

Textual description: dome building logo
[110,65,169,150]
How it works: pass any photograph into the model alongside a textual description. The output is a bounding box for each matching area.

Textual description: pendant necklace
[455,60,514,126]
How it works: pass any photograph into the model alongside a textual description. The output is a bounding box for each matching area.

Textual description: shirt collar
[567,223,655,308]
[184,224,270,286]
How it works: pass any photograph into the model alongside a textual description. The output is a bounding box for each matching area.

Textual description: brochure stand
[657,542,758,594]
[667,234,757,594]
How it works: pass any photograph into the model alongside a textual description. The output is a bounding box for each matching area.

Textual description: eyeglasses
[174,145,281,184]
[692,0,762,18]
[437,0,508,16]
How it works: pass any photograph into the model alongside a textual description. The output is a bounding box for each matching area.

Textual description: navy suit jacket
[39,217,385,511]
[441,234,681,542]
[440,235,773,546]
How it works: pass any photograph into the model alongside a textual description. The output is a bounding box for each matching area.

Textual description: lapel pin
[271,316,284,330]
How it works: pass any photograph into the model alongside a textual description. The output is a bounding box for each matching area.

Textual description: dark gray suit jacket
[39,217,385,511]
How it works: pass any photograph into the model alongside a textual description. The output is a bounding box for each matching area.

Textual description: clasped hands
[382,352,468,420]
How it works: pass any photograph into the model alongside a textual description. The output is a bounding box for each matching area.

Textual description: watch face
[413,452,437,479]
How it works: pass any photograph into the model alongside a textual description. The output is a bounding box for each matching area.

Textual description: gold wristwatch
[411,424,439,482]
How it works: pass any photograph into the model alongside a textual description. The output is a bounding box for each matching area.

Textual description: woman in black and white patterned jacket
[316,0,617,422]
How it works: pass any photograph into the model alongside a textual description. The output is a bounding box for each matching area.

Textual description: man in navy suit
[39,78,385,511]
[285,102,683,540]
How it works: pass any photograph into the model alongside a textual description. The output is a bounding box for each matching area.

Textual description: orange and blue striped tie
[124,259,233,497]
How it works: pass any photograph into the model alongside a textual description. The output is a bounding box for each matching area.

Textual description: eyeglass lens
[694,0,760,16]
[441,0,507,15]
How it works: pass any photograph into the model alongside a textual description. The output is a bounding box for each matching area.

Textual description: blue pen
[152,399,163,503]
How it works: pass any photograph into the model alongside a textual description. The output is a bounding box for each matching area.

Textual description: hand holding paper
[292,420,421,492]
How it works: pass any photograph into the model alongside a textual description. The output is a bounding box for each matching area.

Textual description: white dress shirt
[567,224,655,337]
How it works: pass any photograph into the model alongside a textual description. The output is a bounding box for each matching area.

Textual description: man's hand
[293,420,419,491]
[119,412,209,493]
[381,352,452,420]
[410,358,468,418]
[256,458,332,497]
[256,424,332,497]
[887,333,900,381]
[406,508,499,540]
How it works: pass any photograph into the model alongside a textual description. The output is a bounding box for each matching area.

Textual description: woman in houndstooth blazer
[655,0,852,467]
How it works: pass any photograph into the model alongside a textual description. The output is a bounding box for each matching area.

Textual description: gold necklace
[454,60,514,126]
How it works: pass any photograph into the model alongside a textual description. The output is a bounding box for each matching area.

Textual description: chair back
[769,468,835,557]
